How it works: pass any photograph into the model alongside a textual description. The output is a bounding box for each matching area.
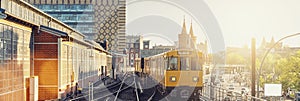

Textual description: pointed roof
[271,36,275,44]
[189,21,194,36]
[181,18,187,34]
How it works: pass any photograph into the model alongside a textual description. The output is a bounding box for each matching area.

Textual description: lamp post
[257,33,300,98]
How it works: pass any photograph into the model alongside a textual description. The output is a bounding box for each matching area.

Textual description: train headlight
[170,76,176,82]
[193,77,199,82]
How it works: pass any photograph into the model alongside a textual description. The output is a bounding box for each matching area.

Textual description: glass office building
[35,4,95,39]
[25,0,126,53]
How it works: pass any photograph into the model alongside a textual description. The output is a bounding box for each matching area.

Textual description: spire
[181,16,187,34]
[271,36,275,44]
[189,20,194,36]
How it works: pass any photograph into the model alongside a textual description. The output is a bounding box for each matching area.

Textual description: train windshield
[181,56,200,70]
[167,56,178,70]
[180,57,190,70]
[191,56,201,70]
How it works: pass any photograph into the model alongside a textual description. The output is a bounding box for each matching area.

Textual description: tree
[276,51,300,91]
[226,53,247,64]
[259,50,300,91]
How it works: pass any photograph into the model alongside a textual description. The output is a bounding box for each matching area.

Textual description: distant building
[153,45,175,50]
[177,18,209,64]
[197,41,208,56]
[174,41,179,49]
[141,44,175,58]
[178,19,197,50]
[177,18,208,52]
[125,35,143,67]
[258,37,288,57]
[143,40,150,50]
[260,37,283,50]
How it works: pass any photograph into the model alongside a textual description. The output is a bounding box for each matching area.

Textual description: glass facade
[26,0,126,53]
[48,14,94,22]
[35,4,93,12]
[35,4,95,39]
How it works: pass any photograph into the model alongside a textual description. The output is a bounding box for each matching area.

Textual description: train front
[164,50,204,100]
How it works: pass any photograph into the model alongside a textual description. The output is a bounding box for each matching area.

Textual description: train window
[167,57,178,70]
[191,57,200,70]
[180,57,190,70]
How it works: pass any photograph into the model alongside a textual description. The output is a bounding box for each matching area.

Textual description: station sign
[264,84,282,96]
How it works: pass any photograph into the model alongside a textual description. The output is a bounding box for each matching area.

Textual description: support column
[251,38,256,97]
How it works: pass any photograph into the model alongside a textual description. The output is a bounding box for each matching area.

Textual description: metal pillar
[92,83,93,101]
[251,38,256,97]
[89,82,90,101]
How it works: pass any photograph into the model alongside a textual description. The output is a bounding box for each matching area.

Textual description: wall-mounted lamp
[0,8,7,19]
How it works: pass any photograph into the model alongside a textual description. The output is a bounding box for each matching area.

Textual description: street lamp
[257,33,300,98]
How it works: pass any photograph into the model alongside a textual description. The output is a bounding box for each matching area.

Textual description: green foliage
[259,50,300,91]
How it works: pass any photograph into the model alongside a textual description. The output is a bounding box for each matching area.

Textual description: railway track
[116,73,157,101]
[70,73,127,101]
[70,72,158,101]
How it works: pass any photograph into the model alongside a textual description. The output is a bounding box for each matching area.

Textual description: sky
[204,0,300,47]
[126,0,300,49]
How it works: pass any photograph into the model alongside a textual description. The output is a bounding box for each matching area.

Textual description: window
[71,14,77,20]
[167,56,178,70]
[0,24,3,38]
[70,5,74,9]
[80,5,86,9]
[44,5,50,10]
[180,57,190,70]
[134,43,139,49]
[58,5,64,10]
[191,56,200,70]
[127,44,130,48]
[65,5,70,9]
[0,39,3,60]
[52,5,58,9]
[135,53,138,58]
[38,5,43,9]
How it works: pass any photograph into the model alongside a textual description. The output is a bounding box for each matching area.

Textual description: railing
[203,83,267,101]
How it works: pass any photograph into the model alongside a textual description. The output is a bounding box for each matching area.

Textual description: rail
[70,73,128,101]
[95,82,134,101]
[138,81,143,93]
[134,74,140,101]
[114,73,130,101]
[147,89,156,101]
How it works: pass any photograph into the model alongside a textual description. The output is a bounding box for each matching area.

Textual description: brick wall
[34,31,59,100]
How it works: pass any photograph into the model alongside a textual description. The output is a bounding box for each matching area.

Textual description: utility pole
[251,38,256,97]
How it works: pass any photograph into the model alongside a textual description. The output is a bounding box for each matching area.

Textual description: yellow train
[135,50,203,99]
